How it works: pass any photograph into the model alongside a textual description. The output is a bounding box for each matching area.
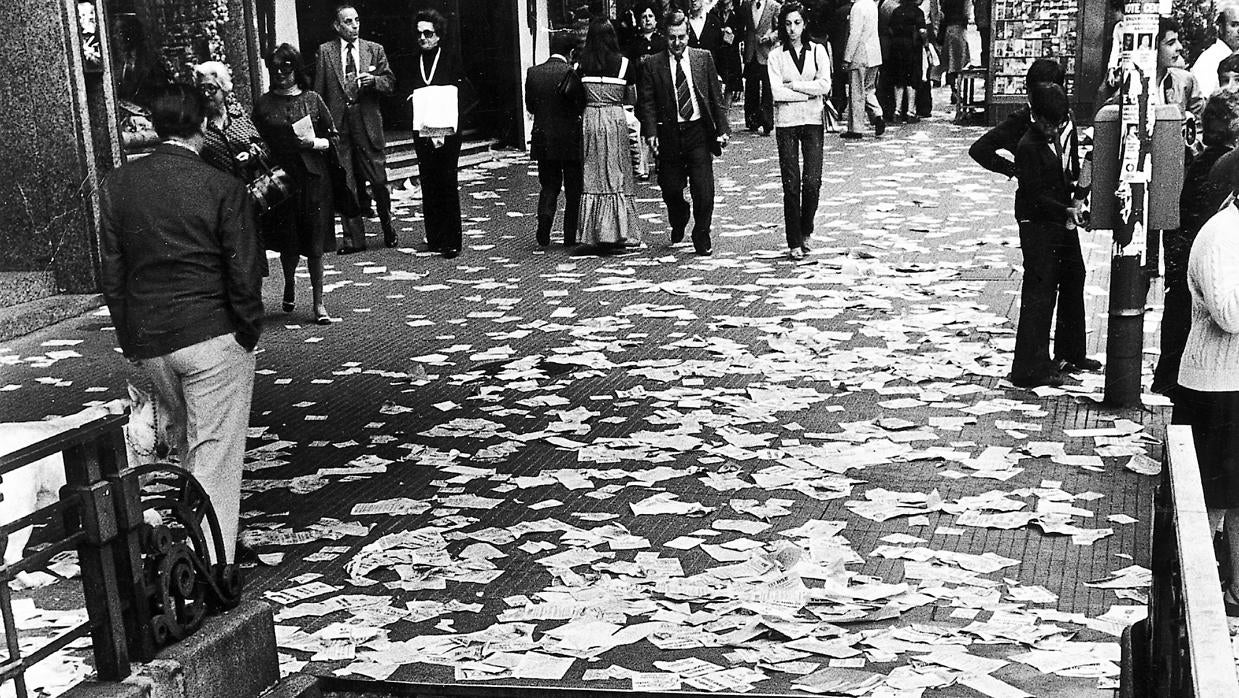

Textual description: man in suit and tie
[639,9,730,256]
[99,84,262,567]
[842,0,885,138]
[525,31,584,247]
[314,4,397,252]
[741,0,780,134]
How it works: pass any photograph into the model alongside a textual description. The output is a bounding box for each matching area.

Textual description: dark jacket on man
[638,47,730,156]
[525,55,584,161]
[969,105,1032,178]
[313,38,395,158]
[99,143,264,360]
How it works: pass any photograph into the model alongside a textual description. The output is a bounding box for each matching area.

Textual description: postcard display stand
[987,0,1079,124]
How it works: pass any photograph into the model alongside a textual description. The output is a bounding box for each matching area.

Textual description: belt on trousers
[677,119,702,130]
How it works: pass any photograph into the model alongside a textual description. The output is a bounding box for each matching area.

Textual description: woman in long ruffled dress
[577,18,642,250]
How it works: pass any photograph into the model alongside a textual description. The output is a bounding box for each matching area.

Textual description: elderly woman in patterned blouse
[194,61,269,276]
[194,61,266,179]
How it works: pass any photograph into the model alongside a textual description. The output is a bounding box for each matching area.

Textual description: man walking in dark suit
[638,9,730,256]
[525,31,584,248]
[98,84,262,567]
[741,0,780,134]
[314,3,397,252]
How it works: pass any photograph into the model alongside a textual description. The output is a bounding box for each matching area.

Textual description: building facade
[0,0,558,301]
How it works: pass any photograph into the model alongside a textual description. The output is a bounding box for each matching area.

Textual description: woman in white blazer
[768,2,831,260]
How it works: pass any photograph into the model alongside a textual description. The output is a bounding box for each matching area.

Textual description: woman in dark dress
[888,0,927,122]
[624,3,668,60]
[711,0,745,100]
[409,8,468,259]
[253,43,340,325]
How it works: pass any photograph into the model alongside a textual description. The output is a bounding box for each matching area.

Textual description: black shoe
[441,248,460,259]
[1009,371,1065,388]
[800,240,811,254]
[840,131,863,140]
[564,238,578,247]
[536,229,551,247]
[696,246,713,256]
[874,117,886,137]
[235,543,261,567]
[337,246,365,255]
[383,225,398,248]
[758,127,771,136]
[670,229,685,244]
[1056,357,1103,373]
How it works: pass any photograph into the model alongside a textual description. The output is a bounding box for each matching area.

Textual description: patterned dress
[578,57,641,247]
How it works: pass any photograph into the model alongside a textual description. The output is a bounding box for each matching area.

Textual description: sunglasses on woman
[199,83,221,94]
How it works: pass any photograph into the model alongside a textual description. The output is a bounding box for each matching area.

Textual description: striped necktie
[675,57,693,121]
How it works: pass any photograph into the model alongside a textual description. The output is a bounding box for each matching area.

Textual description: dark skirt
[1173,387,1239,509]
[889,38,924,87]
[263,169,336,258]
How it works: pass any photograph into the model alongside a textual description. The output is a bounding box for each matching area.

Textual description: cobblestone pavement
[1,96,1169,697]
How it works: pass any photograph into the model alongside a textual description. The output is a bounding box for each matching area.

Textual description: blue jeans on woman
[775,124,824,250]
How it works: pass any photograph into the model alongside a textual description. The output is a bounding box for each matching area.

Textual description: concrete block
[0,293,102,341]
[61,681,149,698]
[133,601,279,698]
[259,673,321,698]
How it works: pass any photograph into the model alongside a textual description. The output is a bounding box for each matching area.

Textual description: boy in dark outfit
[1009,82,1098,388]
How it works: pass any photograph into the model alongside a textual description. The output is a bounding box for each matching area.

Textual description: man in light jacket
[842,0,884,138]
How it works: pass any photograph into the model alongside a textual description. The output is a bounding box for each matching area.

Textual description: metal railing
[1122,424,1239,697]
[0,412,239,697]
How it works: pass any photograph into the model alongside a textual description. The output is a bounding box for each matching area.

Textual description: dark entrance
[295,0,523,144]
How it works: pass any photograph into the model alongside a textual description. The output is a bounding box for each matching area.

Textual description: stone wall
[0,0,98,293]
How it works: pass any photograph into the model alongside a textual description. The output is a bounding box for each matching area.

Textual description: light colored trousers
[848,65,882,132]
[140,333,254,564]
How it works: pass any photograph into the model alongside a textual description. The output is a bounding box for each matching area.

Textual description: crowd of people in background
[527,0,995,260]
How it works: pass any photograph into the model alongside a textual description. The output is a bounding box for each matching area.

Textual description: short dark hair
[149,83,206,140]
[1029,81,1069,125]
[266,43,310,89]
[1157,16,1180,46]
[333,3,355,21]
[664,9,687,30]
[549,29,576,57]
[1026,58,1066,91]
[1202,90,1239,147]
[415,8,447,38]
[1219,53,1239,78]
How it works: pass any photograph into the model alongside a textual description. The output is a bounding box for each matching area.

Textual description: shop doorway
[294,0,522,145]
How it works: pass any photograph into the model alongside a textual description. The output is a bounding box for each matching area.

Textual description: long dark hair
[577,17,622,75]
[776,2,812,52]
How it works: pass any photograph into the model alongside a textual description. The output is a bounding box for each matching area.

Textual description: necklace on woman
[420,48,441,85]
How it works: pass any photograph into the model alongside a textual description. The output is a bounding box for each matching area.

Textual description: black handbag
[245,149,294,213]
[558,63,586,113]
[222,133,294,214]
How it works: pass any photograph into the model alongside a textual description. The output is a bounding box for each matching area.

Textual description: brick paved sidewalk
[0,99,1168,697]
